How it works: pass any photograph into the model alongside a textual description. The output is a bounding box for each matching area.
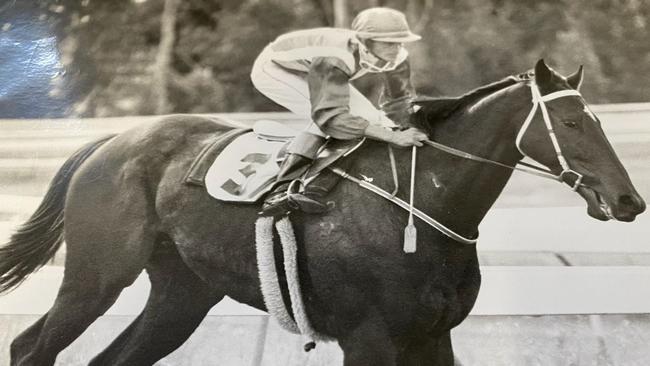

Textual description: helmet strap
[355,37,399,73]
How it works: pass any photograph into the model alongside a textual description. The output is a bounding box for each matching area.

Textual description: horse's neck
[399,83,531,237]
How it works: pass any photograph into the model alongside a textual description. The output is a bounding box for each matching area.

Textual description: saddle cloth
[185,120,363,203]
[206,132,287,202]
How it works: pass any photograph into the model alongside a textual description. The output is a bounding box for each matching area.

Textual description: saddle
[184,120,362,202]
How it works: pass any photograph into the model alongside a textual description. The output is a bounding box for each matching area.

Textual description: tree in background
[167,0,303,114]
[2,0,649,118]
[152,0,180,114]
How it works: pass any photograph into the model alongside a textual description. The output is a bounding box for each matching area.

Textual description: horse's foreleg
[10,182,158,365]
[395,331,455,366]
[338,310,398,366]
[89,243,223,366]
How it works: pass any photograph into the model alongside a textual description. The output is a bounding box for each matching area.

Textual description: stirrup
[260,180,327,216]
[285,180,328,213]
[286,179,304,195]
[259,180,304,216]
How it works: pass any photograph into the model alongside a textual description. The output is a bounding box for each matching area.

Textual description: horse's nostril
[618,194,646,213]
[619,195,635,206]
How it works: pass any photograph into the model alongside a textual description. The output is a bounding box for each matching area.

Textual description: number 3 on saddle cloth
[183,120,362,207]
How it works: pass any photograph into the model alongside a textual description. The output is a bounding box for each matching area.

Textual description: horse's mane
[410,76,522,134]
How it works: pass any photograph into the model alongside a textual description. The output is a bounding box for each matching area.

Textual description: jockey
[251,7,428,216]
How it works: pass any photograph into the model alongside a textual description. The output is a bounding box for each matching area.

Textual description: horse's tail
[0,134,116,294]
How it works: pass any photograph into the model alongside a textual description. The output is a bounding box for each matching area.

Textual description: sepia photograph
[1,0,649,365]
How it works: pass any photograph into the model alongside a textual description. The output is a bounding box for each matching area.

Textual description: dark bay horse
[1,60,645,365]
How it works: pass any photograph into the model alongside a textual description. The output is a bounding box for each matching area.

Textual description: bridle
[332,79,589,246]
[425,80,585,190]
[516,81,585,190]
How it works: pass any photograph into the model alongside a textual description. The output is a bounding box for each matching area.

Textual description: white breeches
[250,51,395,138]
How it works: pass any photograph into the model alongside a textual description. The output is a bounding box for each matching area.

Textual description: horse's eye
[563,120,578,129]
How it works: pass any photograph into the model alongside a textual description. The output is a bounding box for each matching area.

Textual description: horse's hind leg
[11,194,156,365]
[89,241,223,366]
[9,315,47,364]
[10,245,151,366]
[11,272,138,366]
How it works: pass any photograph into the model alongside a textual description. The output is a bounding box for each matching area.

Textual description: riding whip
[403,146,417,253]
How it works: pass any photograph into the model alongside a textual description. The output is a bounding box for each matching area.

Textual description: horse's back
[121,114,238,160]
[64,114,237,236]
[73,114,234,181]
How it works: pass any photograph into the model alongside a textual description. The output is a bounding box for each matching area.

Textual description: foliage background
[1,0,649,118]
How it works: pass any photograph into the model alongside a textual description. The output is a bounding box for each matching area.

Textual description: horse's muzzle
[580,185,646,222]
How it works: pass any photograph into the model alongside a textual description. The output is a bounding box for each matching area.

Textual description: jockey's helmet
[351,7,421,43]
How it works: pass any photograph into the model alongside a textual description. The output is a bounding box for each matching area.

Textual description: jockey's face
[366,40,403,62]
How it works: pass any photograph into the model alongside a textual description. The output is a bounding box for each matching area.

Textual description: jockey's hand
[363,125,427,147]
[391,128,428,147]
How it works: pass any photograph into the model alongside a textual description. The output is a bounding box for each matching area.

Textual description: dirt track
[2,314,650,366]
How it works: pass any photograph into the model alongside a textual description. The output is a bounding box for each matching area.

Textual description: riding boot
[300,157,353,210]
[260,153,327,216]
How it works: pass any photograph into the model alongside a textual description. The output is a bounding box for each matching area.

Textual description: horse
[0,60,645,366]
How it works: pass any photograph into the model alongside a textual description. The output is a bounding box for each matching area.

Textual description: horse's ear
[534,59,553,85]
[567,65,584,90]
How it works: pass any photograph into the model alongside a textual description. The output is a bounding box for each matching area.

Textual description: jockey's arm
[308,57,426,147]
[308,57,369,139]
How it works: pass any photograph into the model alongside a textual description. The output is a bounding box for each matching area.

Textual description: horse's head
[517,59,645,221]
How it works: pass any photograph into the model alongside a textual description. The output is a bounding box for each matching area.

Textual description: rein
[331,81,587,248]
[422,139,560,181]
[330,167,478,245]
